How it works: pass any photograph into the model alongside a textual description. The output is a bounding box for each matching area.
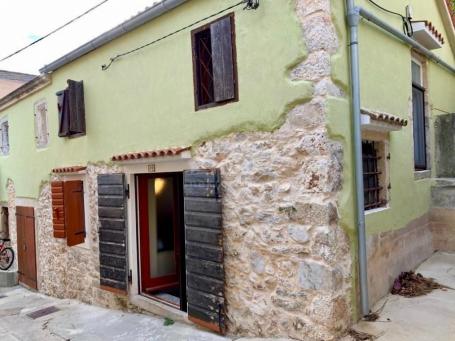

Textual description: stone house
[0,0,454,340]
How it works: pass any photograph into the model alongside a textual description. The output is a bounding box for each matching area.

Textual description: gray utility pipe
[346,0,369,317]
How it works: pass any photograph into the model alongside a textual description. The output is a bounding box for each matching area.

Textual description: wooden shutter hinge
[125,184,130,199]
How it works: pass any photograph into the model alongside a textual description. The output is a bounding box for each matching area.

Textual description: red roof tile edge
[361,109,408,127]
[111,147,191,162]
[413,20,445,45]
[52,166,87,173]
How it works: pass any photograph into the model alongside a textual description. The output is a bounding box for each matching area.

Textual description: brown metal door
[16,206,37,290]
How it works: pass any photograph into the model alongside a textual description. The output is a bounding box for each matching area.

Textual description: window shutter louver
[67,80,86,135]
[211,16,235,103]
[98,174,128,292]
[51,181,66,238]
[64,180,85,247]
[183,169,225,334]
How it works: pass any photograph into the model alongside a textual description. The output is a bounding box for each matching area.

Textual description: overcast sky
[0,0,160,75]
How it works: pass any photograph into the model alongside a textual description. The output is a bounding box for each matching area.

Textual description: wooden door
[137,173,182,295]
[16,206,37,290]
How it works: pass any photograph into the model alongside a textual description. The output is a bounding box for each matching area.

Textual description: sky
[0,0,161,75]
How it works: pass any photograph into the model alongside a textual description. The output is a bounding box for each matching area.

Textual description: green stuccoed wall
[0,0,311,201]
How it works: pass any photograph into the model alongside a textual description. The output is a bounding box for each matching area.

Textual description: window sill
[365,206,389,215]
[414,170,431,181]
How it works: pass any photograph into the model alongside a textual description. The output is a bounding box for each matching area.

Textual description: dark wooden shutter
[412,85,426,170]
[51,181,66,238]
[184,169,225,334]
[98,174,128,292]
[211,16,235,103]
[64,180,85,246]
[67,80,86,135]
[57,90,70,137]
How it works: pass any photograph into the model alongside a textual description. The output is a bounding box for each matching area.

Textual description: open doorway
[136,173,186,311]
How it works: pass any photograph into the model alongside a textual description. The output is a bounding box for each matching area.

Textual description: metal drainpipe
[346,0,370,316]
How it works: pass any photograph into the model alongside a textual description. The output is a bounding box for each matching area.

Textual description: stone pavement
[0,286,230,341]
[353,251,455,341]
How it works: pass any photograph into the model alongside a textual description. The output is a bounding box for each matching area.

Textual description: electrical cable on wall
[101,0,260,71]
[0,0,111,63]
[368,0,413,37]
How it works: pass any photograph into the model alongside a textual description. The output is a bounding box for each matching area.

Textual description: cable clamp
[244,0,259,10]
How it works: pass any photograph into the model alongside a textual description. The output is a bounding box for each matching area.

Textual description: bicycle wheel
[0,247,14,271]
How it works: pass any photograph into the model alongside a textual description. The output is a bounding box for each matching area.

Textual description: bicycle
[0,238,14,271]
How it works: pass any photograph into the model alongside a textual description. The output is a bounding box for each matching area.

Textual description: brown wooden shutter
[57,90,70,137]
[51,181,66,238]
[211,16,235,103]
[64,180,85,246]
[98,174,128,292]
[184,169,225,334]
[67,80,86,135]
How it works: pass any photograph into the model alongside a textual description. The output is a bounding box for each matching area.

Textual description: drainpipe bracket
[347,7,361,27]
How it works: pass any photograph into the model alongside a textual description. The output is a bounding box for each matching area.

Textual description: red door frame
[137,173,181,294]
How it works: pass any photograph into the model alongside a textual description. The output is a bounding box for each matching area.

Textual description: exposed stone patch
[36,163,127,309]
[6,179,17,271]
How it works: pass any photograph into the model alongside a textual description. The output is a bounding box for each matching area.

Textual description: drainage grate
[26,306,59,319]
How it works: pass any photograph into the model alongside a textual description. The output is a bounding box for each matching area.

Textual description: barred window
[362,140,386,210]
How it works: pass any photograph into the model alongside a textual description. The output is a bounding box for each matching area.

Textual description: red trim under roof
[111,147,191,161]
[52,166,87,173]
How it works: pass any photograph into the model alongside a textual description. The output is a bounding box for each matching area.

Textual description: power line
[102,0,260,71]
[367,0,413,37]
[0,0,111,63]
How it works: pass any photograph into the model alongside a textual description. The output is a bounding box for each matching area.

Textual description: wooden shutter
[57,90,70,137]
[51,181,66,238]
[184,169,225,334]
[211,16,235,103]
[67,80,86,135]
[64,180,85,246]
[34,101,49,148]
[98,174,128,292]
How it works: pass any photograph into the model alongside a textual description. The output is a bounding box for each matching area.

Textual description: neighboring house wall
[0,1,354,340]
[0,71,36,98]
[354,0,455,305]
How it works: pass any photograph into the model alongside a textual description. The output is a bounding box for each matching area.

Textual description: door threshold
[130,294,190,324]
[140,292,180,309]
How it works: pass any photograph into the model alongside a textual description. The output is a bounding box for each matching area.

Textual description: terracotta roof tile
[52,166,87,173]
[413,20,445,45]
[111,147,191,162]
[361,108,408,127]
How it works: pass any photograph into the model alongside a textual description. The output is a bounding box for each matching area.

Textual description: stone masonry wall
[6,179,17,271]
[37,163,127,309]
[192,1,352,339]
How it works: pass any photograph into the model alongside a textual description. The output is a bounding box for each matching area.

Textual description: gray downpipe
[346,0,370,316]
[358,7,455,75]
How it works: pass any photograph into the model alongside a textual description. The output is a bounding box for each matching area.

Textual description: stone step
[0,271,18,287]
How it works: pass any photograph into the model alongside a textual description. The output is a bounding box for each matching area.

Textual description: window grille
[362,140,384,210]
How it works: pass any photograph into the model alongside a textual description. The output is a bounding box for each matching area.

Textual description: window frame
[34,98,49,149]
[0,116,10,156]
[191,13,239,111]
[412,83,427,170]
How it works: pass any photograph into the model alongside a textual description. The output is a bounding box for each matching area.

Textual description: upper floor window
[0,117,9,156]
[192,14,238,110]
[411,59,427,170]
[34,99,49,148]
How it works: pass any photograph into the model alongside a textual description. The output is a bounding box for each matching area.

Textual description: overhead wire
[0,0,111,63]
[367,0,413,37]
[101,0,259,71]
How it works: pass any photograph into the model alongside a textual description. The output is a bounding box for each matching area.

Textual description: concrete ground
[0,286,229,341]
[353,251,455,341]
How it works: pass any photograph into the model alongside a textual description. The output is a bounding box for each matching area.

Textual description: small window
[56,80,86,138]
[192,14,238,110]
[0,118,9,156]
[51,180,86,246]
[34,99,49,148]
[362,140,387,210]
[411,59,427,170]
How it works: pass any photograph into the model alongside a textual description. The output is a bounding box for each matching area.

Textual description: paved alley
[353,251,455,341]
[0,286,229,341]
